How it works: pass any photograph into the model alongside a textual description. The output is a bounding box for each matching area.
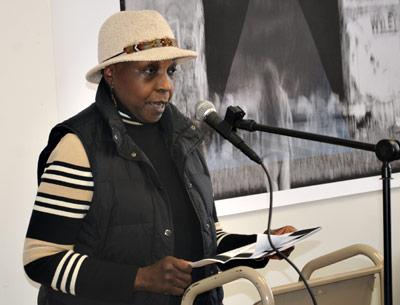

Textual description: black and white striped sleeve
[24,133,137,301]
[40,160,94,191]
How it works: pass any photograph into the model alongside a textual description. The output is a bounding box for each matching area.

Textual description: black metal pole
[120,0,126,11]
[382,162,392,305]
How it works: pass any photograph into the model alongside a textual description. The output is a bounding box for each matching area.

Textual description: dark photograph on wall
[123,0,400,199]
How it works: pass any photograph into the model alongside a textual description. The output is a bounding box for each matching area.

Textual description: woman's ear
[103,65,114,86]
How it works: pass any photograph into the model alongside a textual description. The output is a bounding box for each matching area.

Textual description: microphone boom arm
[227,106,399,161]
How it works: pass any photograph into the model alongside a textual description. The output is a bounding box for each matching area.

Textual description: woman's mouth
[146,101,167,112]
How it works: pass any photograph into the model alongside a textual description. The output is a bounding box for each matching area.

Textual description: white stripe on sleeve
[60,253,80,293]
[46,164,93,177]
[36,196,90,211]
[69,255,88,296]
[33,206,86,219]
[51,250,73,291]
[41,173,94,187]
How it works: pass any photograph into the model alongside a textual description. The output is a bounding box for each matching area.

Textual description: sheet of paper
[190,227,321,268]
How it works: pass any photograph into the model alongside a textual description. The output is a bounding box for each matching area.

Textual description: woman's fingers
[134,256,193,295]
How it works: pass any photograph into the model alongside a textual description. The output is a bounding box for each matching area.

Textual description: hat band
[103,37,177,62]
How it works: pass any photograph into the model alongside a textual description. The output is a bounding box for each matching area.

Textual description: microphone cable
[261,162,318,305]
[195,100,317,304]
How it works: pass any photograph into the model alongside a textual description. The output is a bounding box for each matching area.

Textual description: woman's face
[104,59,177,123]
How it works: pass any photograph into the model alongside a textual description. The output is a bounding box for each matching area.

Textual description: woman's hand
[134,256,192,295]
[265,225,296,260]
[269,225,296,235]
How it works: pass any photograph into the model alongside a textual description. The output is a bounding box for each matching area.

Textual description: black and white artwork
[124,0,400,200]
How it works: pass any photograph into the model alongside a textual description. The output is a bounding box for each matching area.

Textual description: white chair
[269,243,383,305]
[181,244,383,305]
[182,266,275,305]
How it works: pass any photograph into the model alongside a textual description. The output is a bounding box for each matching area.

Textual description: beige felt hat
[86,10,197,83]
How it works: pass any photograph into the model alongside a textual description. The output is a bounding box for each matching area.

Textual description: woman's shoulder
[48,103,106,151]
[47,133,90,168]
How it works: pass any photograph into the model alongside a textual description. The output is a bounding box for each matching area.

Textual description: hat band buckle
[103,37,177,62]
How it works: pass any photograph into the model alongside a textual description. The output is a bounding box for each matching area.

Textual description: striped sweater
[23,111,259,300]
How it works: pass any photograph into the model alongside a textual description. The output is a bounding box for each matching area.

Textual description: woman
[23,10,294,305]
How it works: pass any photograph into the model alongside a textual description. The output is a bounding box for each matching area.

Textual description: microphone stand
[224,106,399,305]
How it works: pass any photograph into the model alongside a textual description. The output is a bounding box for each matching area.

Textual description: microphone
[195,100,262,164]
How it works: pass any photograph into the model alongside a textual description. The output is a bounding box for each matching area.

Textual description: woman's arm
[24,133,137,302]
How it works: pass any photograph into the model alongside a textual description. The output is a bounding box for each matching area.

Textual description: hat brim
[85,46,197,83]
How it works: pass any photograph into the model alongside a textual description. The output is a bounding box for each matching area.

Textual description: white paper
[190,227,321,268]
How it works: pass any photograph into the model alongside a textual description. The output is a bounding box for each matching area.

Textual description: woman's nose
[156,71,173,93]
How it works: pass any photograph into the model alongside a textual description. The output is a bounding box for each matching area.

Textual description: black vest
[37,81,223,305]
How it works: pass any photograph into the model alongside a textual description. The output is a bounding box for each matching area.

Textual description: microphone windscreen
[195,100,216,121]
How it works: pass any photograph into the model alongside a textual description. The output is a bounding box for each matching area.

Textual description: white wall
[0,0,57,304]
[51,0,119,120]
[0,1,398,305]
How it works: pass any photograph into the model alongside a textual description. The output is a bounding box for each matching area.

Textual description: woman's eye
[142,65,158,76]
[168,65,177,77]
[136,63,178,78]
